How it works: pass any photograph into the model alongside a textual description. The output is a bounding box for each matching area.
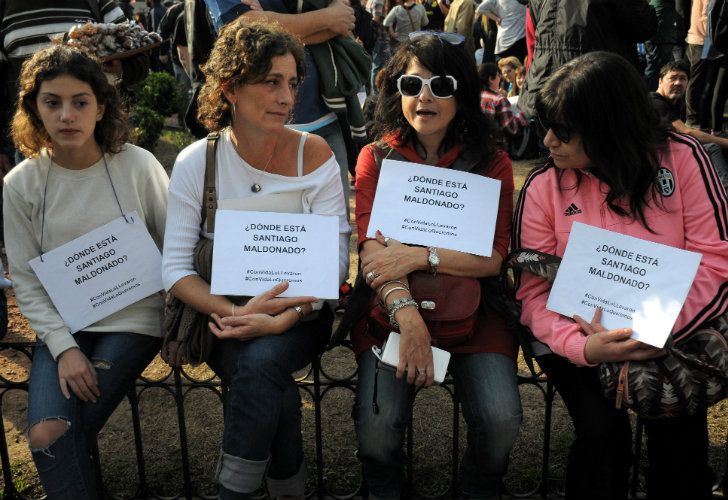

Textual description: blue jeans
[353,350,522,499]
[28,331,161,500]
[207,314,329,498]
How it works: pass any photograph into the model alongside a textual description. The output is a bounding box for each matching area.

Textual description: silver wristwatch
[427,247,440,276]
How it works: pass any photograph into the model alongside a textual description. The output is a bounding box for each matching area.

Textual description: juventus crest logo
[655,167,675,197]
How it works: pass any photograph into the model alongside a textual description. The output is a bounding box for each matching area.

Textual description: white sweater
[162,129,350,298]
[3,144,169,360]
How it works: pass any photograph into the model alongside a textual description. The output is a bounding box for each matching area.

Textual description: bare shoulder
[301,132,335,175]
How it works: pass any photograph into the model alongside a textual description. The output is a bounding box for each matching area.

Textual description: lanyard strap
[39,150,130,261]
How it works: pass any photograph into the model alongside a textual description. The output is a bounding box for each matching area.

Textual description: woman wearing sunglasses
[350,34,521,499]
[513,51,728,499]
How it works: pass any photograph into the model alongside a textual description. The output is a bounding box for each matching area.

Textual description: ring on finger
[366,271,377,283]
[384,237,391,246]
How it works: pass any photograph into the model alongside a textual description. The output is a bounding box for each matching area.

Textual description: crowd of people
[1,0,728,499]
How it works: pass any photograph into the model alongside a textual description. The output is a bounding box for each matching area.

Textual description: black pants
[537,354,713,500]
[687,43,709,127]
[495,36,527,63]
[701,57,728,132]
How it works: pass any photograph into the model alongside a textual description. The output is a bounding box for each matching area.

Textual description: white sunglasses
[396,74,458,99]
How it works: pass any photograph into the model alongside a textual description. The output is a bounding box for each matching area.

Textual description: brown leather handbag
[370,272,482,348]
[162,133,221,366]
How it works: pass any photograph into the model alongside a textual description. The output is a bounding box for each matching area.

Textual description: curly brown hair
[12,45,129,158]
[197,19,306,132]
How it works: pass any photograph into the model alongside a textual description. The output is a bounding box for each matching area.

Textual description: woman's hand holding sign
[208,281,317,341]
[242,281,317,316]
[575,308,666,364]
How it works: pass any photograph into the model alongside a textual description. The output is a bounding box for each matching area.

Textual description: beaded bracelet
[387,297,419,329]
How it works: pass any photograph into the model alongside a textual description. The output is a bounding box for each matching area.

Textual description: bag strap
[370,141,481,173]
[498,248,563,376]
[201,132,219,233]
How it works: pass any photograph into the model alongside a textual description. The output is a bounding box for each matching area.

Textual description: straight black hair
[535,51,670,229]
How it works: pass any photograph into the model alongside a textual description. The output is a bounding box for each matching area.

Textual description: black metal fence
[0,340,726,499]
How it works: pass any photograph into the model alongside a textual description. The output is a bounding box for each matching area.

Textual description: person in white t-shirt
[161,19,349,499]
[4,45,168,498]
[476,0,526,62]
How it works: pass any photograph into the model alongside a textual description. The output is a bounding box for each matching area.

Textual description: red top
[351,135,517,358]
[525,6,535,73]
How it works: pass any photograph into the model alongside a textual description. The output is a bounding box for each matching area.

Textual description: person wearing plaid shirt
[478,62,527,138]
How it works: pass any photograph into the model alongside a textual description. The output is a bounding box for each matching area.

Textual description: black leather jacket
[520,0,657,116]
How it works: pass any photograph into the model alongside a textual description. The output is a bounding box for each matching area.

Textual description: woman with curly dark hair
[350,34,521,499]
[161,19,349,499]
[4,45,168,498]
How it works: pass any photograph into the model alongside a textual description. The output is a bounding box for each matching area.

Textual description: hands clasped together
[209,281,317,340]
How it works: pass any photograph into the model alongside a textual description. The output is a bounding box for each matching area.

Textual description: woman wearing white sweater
[4,46,168,498]
[161,19,349,499]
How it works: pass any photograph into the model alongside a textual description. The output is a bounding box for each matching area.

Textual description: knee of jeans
[29,418,71,451]
[235,350,287,385]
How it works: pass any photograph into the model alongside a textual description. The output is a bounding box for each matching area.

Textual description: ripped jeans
[27,331,161,500]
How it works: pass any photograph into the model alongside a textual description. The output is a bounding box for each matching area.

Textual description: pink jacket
[513,133,728,366]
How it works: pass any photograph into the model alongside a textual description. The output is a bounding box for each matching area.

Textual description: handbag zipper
[615,361,630,409]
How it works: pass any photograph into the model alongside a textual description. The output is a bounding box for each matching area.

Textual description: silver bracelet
[376,280,410,306]
[387,297,419,329]
[381,286,410,307]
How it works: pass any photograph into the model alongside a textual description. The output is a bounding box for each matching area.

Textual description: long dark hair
[535,51,669,228]
[372,35,497,160]
[12,45,129,158]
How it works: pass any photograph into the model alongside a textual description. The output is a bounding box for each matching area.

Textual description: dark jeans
[207,308,331,497]
[687,43,708,127]
[353,350,522,499]
[537,354,712,500]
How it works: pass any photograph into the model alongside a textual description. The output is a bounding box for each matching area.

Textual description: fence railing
[0,339,726,499]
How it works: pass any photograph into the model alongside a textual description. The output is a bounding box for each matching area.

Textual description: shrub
[135,71,183,117]
[132,105,165,150]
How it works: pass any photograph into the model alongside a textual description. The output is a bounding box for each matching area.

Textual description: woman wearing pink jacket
[513,51,728,500]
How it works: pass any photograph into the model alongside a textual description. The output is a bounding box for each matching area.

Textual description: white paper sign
[546,222,702,347]
[366,160,501,256]
[210,210,339,299]
[29,211,163,333]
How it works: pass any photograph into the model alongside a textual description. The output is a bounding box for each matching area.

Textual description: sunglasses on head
[408,30,466,46]
[538,115,572,143]
[396,74,458,99]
